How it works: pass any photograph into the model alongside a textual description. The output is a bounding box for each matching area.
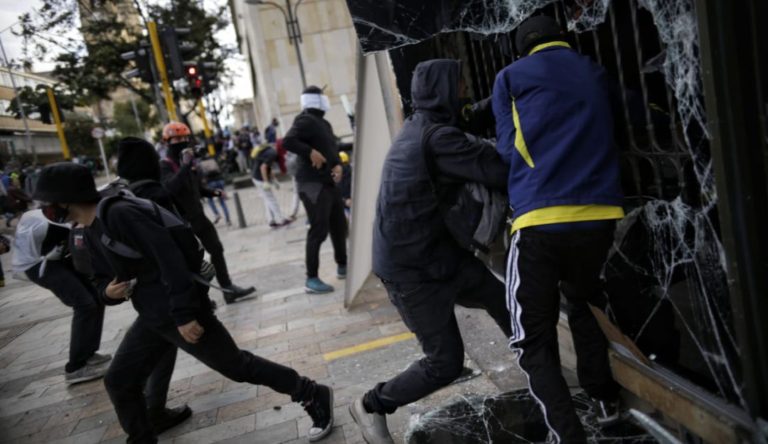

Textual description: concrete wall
[234,0,358,138]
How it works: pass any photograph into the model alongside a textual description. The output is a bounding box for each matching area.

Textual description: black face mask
[42,203,70,224]
[168,141,189,159]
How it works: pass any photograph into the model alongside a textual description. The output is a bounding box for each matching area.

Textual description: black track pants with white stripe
[506,227,620,443]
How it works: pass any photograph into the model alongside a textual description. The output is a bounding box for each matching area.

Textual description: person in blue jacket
[492,15,623,443]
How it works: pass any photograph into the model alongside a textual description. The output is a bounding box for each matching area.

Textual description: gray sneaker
[349,398,393,444]
[65,362,108,385]
[86,352,112,366]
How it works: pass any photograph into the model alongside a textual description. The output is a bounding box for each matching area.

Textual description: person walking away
[349,59,513,444]
[199,154,231,226]
[276,138,301,220]
[159,123,255,304]
[236,128,253,172]
[11,209,111,383]
[252,144,292,228]
[264,117,280,145]
[33,162,335,444]
[492,16,623,443]
[283,86,347,294]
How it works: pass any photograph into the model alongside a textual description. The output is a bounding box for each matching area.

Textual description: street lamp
[244,0,307,89]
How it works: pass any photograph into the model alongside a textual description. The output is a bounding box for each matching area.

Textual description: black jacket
[159,157,216,228]
[129,179,178,214]
[86,201,211,327]
[372,59,509,282]
[283,108,341,184]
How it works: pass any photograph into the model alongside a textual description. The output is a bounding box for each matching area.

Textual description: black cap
[515,15,563,56]
[33,162,101,204]
[117,137,160,181]
[302,85,323,95]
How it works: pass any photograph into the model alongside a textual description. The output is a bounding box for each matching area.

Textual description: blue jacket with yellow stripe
[492,42,624,232]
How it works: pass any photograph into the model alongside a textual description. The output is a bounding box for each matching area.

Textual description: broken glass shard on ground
[405,389,656,443]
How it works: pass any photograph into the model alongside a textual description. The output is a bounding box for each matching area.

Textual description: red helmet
[162,121,191,141]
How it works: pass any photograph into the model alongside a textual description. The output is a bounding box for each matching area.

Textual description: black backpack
[96,190,204,279]
[422,125,510,281]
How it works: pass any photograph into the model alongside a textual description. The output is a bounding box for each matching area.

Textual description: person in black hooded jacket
[158,122,254,303]
[34,162,337,444]
[283,86,347,294]
[348,59,512,444]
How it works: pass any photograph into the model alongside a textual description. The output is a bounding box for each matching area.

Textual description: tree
[4,85,77,121]
[16,0,234,109]
[112,99,159,137]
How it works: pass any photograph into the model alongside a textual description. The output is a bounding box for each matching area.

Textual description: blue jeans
[206,179,230,223]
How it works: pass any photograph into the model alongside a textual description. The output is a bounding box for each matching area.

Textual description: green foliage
[3,85,77,120]
[112,99,159,137]
[17,0,234,106]
[62,112,99,157]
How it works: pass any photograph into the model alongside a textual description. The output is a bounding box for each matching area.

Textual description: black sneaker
[302,384,334,442]
[222,284,256,304]
[149,405,192,435]
[592,398,620,425]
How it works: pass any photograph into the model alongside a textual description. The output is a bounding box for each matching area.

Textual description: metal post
[197,98,215,156]
[96,138,111,181]
[46,88,70,160]
[233,191,247,228]
[0,34,35,163]
[147,21,178,121]
[285,0,307,89]
[128,94,144,135]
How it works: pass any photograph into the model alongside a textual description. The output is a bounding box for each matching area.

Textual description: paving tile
[217,419,298,444]
[170,414,255,444]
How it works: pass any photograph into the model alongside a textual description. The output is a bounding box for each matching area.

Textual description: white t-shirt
[11,210,71,273]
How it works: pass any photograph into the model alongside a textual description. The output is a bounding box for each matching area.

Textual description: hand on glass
[178,320,205,344]
[310,149,327,169]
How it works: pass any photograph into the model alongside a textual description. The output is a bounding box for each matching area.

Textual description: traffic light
[121,44,154,83]
[198,61,218,94]
[185,63,203,97]
[160,27,192,80]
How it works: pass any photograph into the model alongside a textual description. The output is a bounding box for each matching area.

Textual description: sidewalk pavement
[0,182,522,444]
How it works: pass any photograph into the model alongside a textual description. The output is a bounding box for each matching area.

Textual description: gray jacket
[372,59,508,282]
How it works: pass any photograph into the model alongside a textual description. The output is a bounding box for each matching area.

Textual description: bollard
[233,191,247,228]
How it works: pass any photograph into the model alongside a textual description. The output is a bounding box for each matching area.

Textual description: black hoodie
[283,108,341,184]
[372,59,509,282]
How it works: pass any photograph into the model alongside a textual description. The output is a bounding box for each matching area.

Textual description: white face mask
[300,93,331,112]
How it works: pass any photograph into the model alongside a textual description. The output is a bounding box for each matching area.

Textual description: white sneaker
[349,398,393,444]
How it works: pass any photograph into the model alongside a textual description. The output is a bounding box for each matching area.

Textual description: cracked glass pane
[405,389,655,443]
[345,0,745,423]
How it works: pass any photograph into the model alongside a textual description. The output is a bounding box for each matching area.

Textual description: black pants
[364,258,511,414]
[298,184,347,278]
[192,218,231,287]
[104,310,313,443]
[26,261,104,373]
[506,228,620,443]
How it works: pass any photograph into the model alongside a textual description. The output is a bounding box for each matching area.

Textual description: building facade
[231,0,358,139]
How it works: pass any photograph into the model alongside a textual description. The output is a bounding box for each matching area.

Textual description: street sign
[91,127,105,139]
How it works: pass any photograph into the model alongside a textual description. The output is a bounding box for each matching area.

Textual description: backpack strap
[96,193,144,259]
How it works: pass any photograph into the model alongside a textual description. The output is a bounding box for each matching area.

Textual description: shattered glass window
[346,0,746,418]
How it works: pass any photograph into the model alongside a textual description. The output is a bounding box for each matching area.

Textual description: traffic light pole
[46,88,70,160]
[197,98,215,156]
[148,21,178,122]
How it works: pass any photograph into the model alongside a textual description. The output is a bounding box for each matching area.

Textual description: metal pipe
[0,34,35,163]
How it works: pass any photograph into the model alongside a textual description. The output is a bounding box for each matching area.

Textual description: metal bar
[629,0,661,151]
[285,0,307,89]
[233,191,247,228]
[148,21,178,121]
[0,34,35,163]
[46,88,70,160]
[608,3,639,151]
